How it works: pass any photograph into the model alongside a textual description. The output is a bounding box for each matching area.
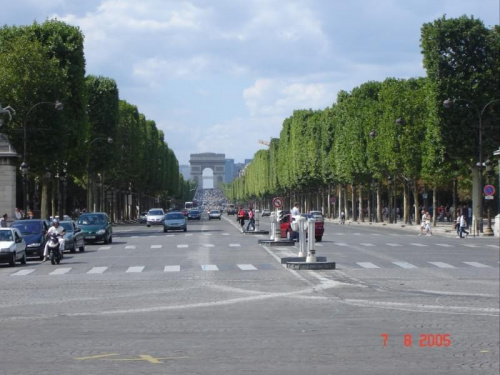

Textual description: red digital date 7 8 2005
[380,333,451,347]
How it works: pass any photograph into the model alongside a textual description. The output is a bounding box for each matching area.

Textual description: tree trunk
[413,181,420,225]
[351,184,356,221]
[432,187,437,227]
[376,182,382,222]
[359,184,364,222]
[404,182,410,224]
[41,179,49,220]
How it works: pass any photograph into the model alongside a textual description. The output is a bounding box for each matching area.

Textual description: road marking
[11,269,35,276]
[360,243,375,247]
[353,233,362,236]
[463,244,478,248]
[428,262,455,268]
[177,244,189,248]
[203,244,215,248]
[386,243,401,247]
[151,245,162,249]
[462,262,491,268]
[125,245,136,249]
[335,233,346,236]
[87,267,108,274]
[203,233,212,236]
[392,262,417,269]
[75,353,120,360]
[435,243,453,247]
[201,264,219,271]
[50,267,72,275]
[185,234,193,237]
[335,243,349,246]
[315,243,324,247]
[229,244,241,247]
[356,262,380,269]
[99,246,111,250]
[126,266,145,273]
[237,264,257,271]
[164,265,181,272]
[370,233,382,236]
[486,244,499,249]
[410,243,427,247]
[166,234,174,237]
[222,233,230,236]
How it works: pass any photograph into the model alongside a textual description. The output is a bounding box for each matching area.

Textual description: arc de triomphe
[189,153,225,189]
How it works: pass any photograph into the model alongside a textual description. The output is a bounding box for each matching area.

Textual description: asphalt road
[0,214,498,375]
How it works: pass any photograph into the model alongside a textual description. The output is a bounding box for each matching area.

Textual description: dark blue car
[10,219,50,260]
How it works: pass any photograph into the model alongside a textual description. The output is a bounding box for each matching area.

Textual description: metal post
[297,216,307,257]
[254,209,260,232]
[274,210,281,242]
[269,212,276,241]
[306,218,316,263]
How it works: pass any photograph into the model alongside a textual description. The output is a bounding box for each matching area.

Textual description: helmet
[53,219,59,224]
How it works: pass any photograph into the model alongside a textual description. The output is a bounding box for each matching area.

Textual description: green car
[77,212,113,244]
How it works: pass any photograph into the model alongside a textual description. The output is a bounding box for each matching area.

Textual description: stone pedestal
[0,134,20,223]
[494,214,500,237]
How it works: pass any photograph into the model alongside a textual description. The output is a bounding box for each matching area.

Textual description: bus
[185,202,193,210]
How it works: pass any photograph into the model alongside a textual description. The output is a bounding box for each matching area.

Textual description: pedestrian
[340,211,345,225]
[459,211,469,238]
[291,202,300,216]
[14,207,23,221]
[0,213,7,228]
[455,212,461,238]
[237,206,245,232]
[418,209,426,236]
[27,209,34,219]
[425,211,432,236]
[246,207,255,232]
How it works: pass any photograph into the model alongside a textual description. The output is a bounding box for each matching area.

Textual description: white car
[147,208,165,227]
[208,210,222,220]
[309,211,324,222]
[0,228,27,266]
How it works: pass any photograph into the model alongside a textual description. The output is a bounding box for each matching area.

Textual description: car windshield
[0,230,13,241]
[211,210,220,214]
[78,215,106,225]
[190,211,200,214]
[60,222,74,232]
[149,210,163,216]
[166,213,184,220]
[141,212,147,216]
[11,221,42,235]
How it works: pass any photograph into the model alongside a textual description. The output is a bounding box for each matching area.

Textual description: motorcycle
[47,232,63,265]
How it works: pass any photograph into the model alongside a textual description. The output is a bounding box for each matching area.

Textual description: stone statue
[0,103,16,127]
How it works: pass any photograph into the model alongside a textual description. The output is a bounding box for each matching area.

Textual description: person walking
[458,211,469,238]
[425,211,432,236]
[0,214,7,228]
[246,207,255,232]
[418,209,426,236]
[340,211,345,225]
[237,206,246,232]
[14,207,23,221]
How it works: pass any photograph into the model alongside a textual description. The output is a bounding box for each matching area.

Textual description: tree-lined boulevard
[0,215,498,374]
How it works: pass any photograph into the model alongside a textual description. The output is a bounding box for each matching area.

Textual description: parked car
[0,227,27,266]
[139,212,148,224]
[77,213,113,244]
[163,212,187,233]
[147,208,165,227]
[280,213,324,242]
[10,219,49,260]
[261,209,271,217]
[208,210,222,220]
[59,221,85,253]
[187,210,201,220]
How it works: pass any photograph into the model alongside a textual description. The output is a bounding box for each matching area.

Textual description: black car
[10,219,49,260]
[187,210,201,220]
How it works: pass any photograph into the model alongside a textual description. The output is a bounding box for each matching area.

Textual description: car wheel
[147,224,151,227]
[163,228,168,233]
[79,243,85,252]
[183,227,187,232]
[315,236,322,242]
[9,254,16,267]
[70,243,76,253]
[20,253,27,265]
[219,217,221,220]
[104,235,109,244]
[109,235,113,244]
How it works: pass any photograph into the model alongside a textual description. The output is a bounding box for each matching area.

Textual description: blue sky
[2,0,499,165]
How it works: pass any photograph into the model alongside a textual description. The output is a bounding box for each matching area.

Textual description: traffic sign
[484,184,495,196]
[272,197,284,209]
[330,197,336,204]
[485,196,494,200]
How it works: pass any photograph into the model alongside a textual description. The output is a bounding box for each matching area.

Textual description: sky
[2,0,499,166]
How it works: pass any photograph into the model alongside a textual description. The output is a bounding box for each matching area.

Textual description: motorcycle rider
[42,219,66,262]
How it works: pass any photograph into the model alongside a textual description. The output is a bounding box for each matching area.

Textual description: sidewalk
[324,217,498,239]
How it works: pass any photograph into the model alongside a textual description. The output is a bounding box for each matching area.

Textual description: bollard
[270,212,276,241]
[274,210,281,242]
[254,209,260,232]
[306,218,316,263]
[297,216,307,257]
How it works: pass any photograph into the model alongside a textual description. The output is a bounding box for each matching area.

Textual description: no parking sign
[272,197,284,209]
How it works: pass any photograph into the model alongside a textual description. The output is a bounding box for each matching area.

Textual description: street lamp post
[443,98,500,233]
[86,137,113,211]
[483,159,494,236]
[22,100,63,216]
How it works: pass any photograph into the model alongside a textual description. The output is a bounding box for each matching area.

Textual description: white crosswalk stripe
[201,264,218,271]
[98,246,111,250]
[151,245,162,249]
[315,243,324,247]
[353,233,362,236]
[428,262,455,268]
[125,245,136,249]
[392,262,417,269]
[486,245,499,249]
[222,233,230,236]
[185,234,193,237]
[435,244,453,247]
[126,266,145,273]
[164,265,181,272]
[463,244,479,248]
[335,243,349,246]
[360,243,375,247]
[356,262,380,269]
[462,262,491,268]
[237,264,257,271]
[50,268,72,275]
[229,244,241,247]
[203,233,212,236]
[370,233,382,236]
[11,269,35,276]
[410,243,427,247]
[87,267,108,274]
[177,245,189,248]
[203,244,215,248]
[386,243,401,247]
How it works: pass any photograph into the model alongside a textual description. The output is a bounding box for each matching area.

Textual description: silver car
[0,228,27,266]
[163,212,187,233]
[147,208,165,227]
[208,210,222,220]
